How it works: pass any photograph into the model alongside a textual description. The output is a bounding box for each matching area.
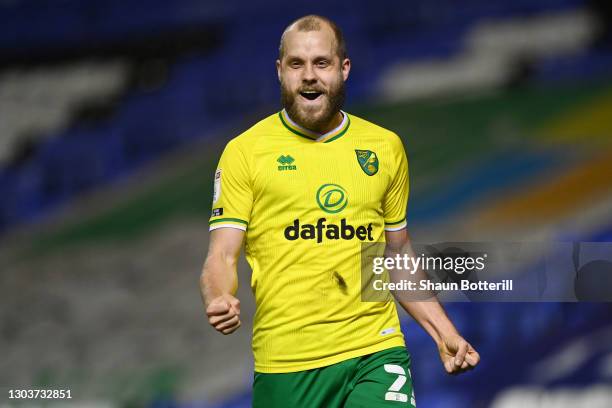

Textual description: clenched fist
[206,294,241,335]
[438,334,480,375]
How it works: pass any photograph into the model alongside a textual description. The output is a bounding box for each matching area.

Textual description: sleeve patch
[213,169,222,203]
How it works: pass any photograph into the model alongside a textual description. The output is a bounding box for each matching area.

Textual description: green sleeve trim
[209,217,249,225]
[385,218,406,226]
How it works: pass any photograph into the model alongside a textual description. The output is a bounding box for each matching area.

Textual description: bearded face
[280,69,346,133]
[277,26,350,134]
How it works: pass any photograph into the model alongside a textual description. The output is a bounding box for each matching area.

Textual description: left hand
[437,334,480,375]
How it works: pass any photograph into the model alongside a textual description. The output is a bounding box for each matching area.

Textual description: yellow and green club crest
[355,150,379,176]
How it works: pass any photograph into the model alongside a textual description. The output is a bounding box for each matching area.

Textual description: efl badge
[355,150,379,176]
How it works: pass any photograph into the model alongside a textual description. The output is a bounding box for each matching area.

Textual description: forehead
[282,25,336,59]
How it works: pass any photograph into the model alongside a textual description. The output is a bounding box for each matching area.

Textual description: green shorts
[252,347,416,408]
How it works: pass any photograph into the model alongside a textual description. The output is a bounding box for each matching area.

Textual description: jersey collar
[279,109,350,143]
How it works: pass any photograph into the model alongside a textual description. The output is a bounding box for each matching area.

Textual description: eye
[290,60,302,68]
[317,60,330,68]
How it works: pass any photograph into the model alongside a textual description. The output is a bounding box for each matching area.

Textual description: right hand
[206,294,241,335]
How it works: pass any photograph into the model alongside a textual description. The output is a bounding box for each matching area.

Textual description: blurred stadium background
[1,0,612,407]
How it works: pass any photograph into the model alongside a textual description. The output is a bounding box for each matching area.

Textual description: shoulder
[346,112,405,151]
[227,112,279,150]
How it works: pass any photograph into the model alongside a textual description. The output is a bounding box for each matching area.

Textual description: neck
[316,111,344,134]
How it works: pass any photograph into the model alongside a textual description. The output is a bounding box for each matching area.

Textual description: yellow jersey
[209,109,409,373]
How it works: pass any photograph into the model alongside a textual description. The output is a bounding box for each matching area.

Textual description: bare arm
[200,228,245,335]
[385,228,480,374]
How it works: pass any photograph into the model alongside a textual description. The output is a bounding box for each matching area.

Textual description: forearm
[384,229,480,373]
[200,254,238,307]
[398,300,459,345]
[384,234,458,345]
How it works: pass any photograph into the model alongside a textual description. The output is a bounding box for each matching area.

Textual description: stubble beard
[281,74,346,134]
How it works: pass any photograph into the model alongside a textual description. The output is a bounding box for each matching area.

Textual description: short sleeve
[382,134,409,231]
[209,139,253,231]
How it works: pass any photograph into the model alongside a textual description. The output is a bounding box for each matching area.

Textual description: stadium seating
[0,0,608,233]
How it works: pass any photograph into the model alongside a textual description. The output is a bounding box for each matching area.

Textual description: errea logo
[277,154,297,171]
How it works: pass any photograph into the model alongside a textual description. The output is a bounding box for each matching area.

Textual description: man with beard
[200,15,479,407]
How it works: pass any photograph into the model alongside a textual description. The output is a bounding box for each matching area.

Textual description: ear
[276,59,282,82]
[341,58,351,82]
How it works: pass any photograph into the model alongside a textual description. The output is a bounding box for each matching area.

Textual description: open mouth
[300,91,323,101]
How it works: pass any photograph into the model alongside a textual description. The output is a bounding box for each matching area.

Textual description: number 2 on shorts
[383,364,415,405]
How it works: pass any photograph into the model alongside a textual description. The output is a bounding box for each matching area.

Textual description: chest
[251,143,391,213]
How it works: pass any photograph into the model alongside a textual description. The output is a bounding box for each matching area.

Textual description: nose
[302,62,317,84]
